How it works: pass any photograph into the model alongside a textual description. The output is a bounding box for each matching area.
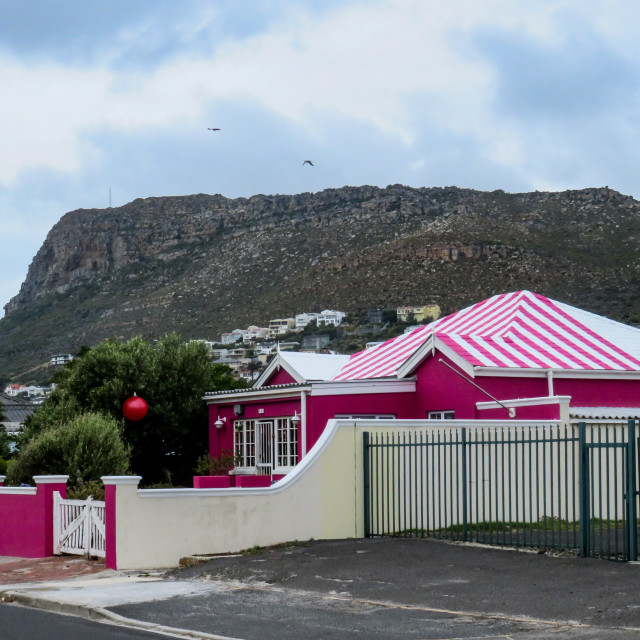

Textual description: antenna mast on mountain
[109,187,112,208]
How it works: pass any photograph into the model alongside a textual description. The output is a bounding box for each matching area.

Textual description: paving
[2,539,640,639]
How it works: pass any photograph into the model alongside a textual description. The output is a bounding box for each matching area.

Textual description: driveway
[106,538,640,639]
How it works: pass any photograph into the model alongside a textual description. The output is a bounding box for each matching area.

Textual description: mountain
[2,184,640,384]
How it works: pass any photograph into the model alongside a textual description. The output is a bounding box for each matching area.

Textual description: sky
[1,0,640,316]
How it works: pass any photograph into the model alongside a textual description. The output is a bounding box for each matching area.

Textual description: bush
[66,479,105,501]
[195,450,239,475]
[6,412,130,487]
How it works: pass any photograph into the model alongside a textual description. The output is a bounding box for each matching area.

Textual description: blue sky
[1,0,640,315]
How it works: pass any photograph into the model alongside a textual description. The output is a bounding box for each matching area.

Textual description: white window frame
[234,417,299,475]
[428,411,455,420]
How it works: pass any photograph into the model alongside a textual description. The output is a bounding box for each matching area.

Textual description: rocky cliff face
[3,184,640,381]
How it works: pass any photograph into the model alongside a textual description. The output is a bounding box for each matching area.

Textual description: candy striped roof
[334,291,640,381]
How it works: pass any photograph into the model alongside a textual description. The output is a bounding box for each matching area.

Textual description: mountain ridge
[2,184,640,384]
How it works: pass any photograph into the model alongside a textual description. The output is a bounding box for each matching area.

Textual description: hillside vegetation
[2,184,640,384]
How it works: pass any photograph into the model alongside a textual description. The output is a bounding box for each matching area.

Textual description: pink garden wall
[0,476,67,558]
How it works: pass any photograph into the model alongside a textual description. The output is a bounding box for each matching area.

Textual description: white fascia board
[474,367,640,380]
[310,378,416,397]
[204,385,311,404]
[251,359,278,388]
[396,336,476,379]
[395,334,434,378]
[435,339,476,377]
[476,395,572,411]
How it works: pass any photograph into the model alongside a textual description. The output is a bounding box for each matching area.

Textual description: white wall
[109,419,364,569]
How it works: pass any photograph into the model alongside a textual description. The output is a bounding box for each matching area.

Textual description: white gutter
[475,367,640,380]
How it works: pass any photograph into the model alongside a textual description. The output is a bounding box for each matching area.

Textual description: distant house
[268,318,296,337]
[367,309,384,324]
[205,291,640,480]
[295,313,320,329]
[220,330,245,345]
[397,304,440,323]
[3,384,27,397]
[255,343,277,356]
[50,354,73,367]
[0,393,37,435]
[301,334,332,351]
[317,310,346,326]
[243,326,270,342]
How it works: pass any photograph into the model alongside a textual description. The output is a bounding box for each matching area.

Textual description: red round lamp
[122,395,148,421]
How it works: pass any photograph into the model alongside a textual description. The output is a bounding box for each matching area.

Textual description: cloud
[2,0,640,313]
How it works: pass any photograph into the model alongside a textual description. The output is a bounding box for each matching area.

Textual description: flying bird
[207,128,221,131]
[303,160,314,166]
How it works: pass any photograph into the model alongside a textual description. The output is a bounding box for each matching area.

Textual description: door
[256,420,274,475]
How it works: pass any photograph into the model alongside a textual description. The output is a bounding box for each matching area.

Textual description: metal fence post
[461,427,468,542]
[627,419,637,561]
[363,431,371,538]
[578,422,590,557]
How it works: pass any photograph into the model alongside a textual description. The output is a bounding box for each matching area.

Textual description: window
[428,411,455,420]
[234,417,299,473]
[234,419,256,468]
[276,418,298,468]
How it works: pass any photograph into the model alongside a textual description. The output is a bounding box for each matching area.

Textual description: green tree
[19,334,241,486]
[6,412,130,487]
[0,402,12,473]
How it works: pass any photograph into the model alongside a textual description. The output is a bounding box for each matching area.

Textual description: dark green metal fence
[363,421,638,561]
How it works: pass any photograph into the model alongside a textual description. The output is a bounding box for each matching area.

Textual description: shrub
[195,450,239,475]
[66,479,105,501]
[6,412,130,487]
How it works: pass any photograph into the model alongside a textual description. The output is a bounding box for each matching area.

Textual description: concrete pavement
[2,539,640,639]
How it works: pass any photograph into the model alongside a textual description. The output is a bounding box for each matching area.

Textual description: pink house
[204,290,640,479]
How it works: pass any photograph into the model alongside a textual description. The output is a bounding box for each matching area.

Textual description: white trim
[205,385,311,403]
[397,337,476,379]
[395,334,434,378]
[474,367,640,379]
[101,476,142,486]
[33,475,69,484]
[310,379,415,396]
[0,487,37,495]
[476,395,572,411]
[253,354,305,388]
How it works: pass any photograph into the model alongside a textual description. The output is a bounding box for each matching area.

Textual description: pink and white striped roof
[333,291,640,381]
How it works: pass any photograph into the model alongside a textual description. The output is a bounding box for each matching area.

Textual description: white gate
[53,491,106,558]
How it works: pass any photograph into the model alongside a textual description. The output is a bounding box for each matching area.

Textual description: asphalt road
[108,538,640,639]
[0,604,165,640]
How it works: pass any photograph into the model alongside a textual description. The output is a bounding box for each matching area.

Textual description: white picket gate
[53,491,106,558]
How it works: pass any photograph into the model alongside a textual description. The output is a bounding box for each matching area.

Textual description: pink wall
[266,368,297,386]
[209,397,301,458]
[555,377,640,407]
[0,479,67,558]
[414,356,550,419]
[306,391,419,446]
[105,484,117,570]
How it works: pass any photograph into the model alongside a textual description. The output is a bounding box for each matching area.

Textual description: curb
[1,589,242,640]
